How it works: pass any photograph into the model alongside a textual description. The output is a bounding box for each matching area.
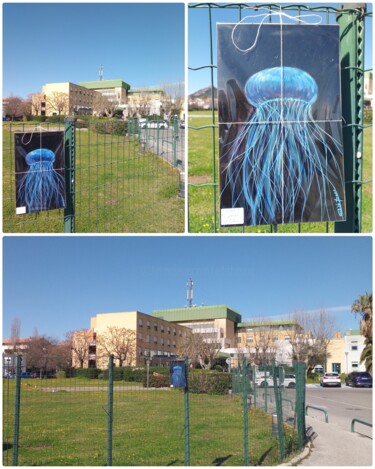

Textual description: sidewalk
[298,416,372,466]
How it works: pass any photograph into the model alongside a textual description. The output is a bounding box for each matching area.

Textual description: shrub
[92,120,128,136]
[75,368,101,379]
[364,108,372,125]
[45,115,67,124]
[188,371,232,395]
[143,373,170,388]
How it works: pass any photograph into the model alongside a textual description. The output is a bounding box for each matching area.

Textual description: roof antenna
[186,278,193,308]
[99,64,103,81]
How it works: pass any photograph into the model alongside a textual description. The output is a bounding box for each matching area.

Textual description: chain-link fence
[3,118,184,233]
[188,3,372,233]
[3,355,306,466]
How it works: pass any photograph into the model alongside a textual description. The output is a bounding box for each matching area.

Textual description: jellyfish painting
[218,22,346,226]
[223,66,345,225]
[15,132,65,214]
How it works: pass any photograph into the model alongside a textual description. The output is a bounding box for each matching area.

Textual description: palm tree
[351,292,372,373]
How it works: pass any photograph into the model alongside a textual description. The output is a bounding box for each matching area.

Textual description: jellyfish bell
[25,148,56,166]
[244,66,318,108]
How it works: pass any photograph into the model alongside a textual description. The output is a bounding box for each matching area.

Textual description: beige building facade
[74,311,191,368]
[33,82,99,116]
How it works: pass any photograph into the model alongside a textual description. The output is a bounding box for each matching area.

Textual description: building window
[138,333,143,340]
[173,341,176,348]
[146,335,150,343]
[154,323,158,332]
[154,337,158,344]
[167,327,171,335]
[246,337,254,343]
[167,339,171,347]
[139,319,143,328]
[173,328,177,336]
[161,338,164,346]
[351,345,358,351]
[161,325,164,333]
[352,362,359,368]
[147,321,150,329]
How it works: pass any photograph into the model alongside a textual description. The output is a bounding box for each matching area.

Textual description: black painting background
[15,131,65,213]
[218,23,345,226]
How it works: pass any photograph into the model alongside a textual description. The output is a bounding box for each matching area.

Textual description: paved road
[306,385,372,437]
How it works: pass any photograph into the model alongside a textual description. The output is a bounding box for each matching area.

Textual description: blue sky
[3,3,185,98]
[3,236,372,340]
[188,3,373,94]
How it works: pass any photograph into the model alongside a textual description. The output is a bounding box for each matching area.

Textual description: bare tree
[30,93,44,116]
[69,329,93,368]
[26,335,58,377]
[93,94,118,117]
[244,328,278,366]
[54,337,73,371]
[96,327,137,367]
[10,317,21,352]
[289,309,334,374]
[3,96,24,120]
[177,333,220,370]
[161,81,184,116]
[47,91,69,115]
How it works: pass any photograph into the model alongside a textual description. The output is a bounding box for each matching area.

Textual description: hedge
[143,373,170,388]
[75,368,101,379]
[188,371,232,395]
[92,120,128,136]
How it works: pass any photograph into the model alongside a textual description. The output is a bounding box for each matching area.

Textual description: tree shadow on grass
[254,447,274,465]
[212,455,233,466]
[3,443,13,451]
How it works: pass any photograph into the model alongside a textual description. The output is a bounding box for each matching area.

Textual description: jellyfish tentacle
[222,66,344,225]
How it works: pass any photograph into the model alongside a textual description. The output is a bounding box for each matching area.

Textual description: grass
[188,111,373,233]
[3,378,300,466]
[3,122,184,233]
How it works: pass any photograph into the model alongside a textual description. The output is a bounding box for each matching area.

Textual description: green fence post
[173,118,179,167]
[12,355,22,466]
[242,358,249,466]
[107,354,114,466]
[272,363,285,461]
[184,357,190,466]
[252,365,257,408]
[64,118,76,233]
[335,4,366,233]
[295,361,306,449]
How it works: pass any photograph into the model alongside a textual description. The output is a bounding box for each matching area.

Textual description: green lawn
[3,378,299,466]
[188,111,372,233]
[3,122,184,233]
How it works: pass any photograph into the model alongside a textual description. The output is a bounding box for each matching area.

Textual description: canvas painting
[218,23,346,226]
[15,131,65,214]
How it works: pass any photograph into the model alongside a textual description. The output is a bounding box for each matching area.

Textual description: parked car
[283,373,296,388]
[345,371,372,388]
[320,372,341,387]
[141,120,169,129]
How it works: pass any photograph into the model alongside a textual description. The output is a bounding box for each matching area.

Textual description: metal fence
[231,360,306,462]
[188,3,372,233]
[3,118,184,233]
[3,355,305,466]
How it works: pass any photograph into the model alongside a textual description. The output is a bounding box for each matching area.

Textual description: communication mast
[186,278,193,308]
[99,64,103,81]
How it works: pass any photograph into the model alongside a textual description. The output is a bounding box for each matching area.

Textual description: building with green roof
[153,305,241,349]
[79,79,130,105]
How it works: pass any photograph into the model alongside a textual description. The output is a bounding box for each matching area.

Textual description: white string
[231,8,323,53]
[21,125,49,145]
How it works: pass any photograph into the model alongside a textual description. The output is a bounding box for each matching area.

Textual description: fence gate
[3,118,184,233]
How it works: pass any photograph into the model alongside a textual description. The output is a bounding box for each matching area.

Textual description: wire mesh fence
[3,119,184,233]
[3,356,306,466]
[188,3,372,233]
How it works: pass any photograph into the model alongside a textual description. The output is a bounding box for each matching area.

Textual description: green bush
[143,373,170,388]
[32,115,48,123]
[75,368,101,379]
[364,108,372,125]
[188,371,232,395]
[92,120,128,136]
[45,115,67,124]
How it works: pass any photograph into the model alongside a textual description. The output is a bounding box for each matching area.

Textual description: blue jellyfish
[17,148,65,213]
[171,365,186,388]
[223,66,345,225]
